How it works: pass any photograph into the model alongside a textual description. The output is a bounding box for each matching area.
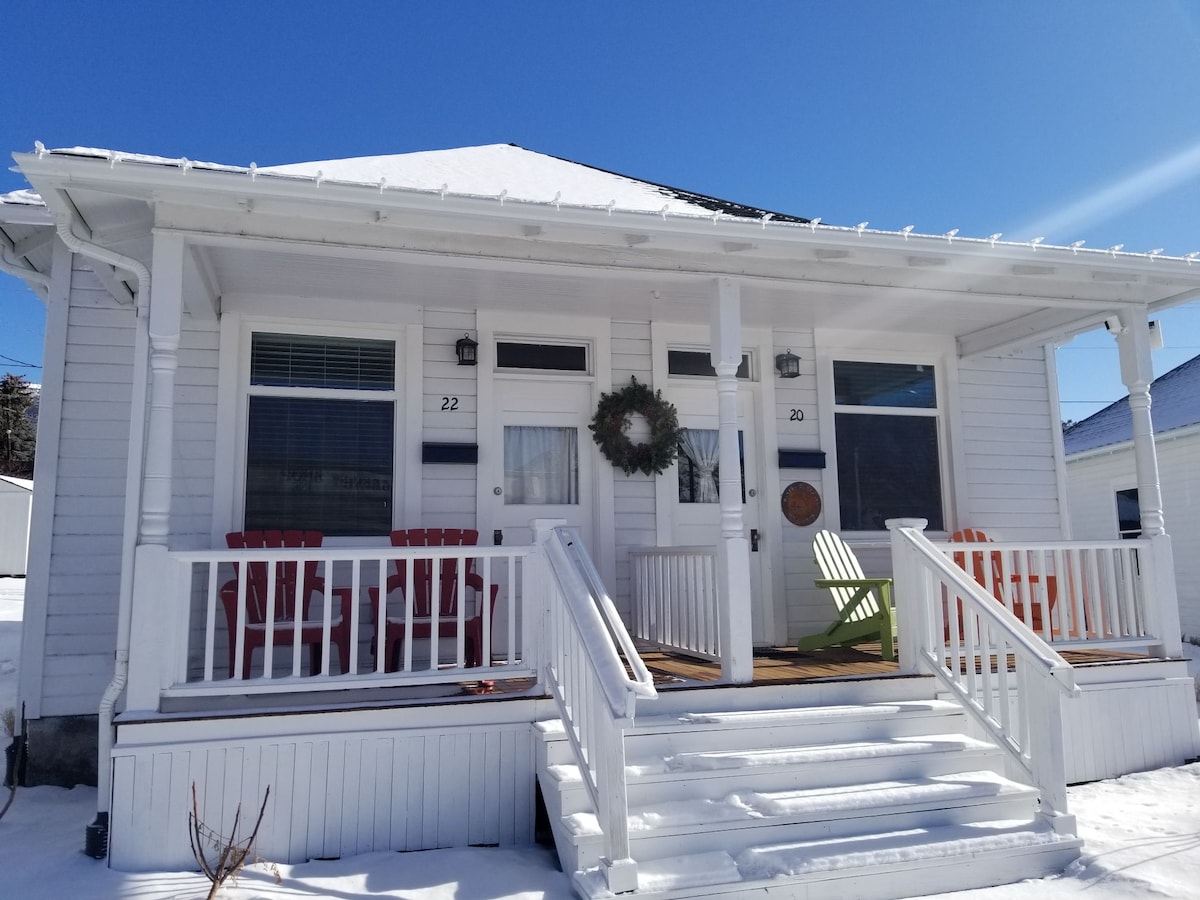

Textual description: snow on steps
[536,685,1081,899]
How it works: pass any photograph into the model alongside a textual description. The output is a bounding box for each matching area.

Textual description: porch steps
[536,681,1080,899]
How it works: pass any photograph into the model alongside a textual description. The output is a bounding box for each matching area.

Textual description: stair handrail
[887,519,1079,818]
[538,522,655,894]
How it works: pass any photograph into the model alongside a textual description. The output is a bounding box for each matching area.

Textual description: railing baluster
[203,561,218,682]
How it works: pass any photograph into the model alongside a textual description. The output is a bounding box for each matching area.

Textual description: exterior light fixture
[775,350,801,379]
[455,333,478,366]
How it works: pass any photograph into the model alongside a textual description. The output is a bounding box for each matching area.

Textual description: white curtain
[679,428,720,503]
[504,426,579,505]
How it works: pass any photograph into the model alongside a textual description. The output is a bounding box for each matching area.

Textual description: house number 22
[789,409,805,421]
[441,397,459,411]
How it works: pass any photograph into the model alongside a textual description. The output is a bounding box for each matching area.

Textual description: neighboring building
[1,143,1197,898]
[0,474,32,575]
[1065,352,1200,640]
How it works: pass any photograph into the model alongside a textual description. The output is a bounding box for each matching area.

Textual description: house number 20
[789,409,805,422]
[442,397,459,411]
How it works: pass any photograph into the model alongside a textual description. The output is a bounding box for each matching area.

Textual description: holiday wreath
[589,377,682,476]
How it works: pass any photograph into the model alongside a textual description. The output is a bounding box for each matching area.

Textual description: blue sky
[4,1,1200,418]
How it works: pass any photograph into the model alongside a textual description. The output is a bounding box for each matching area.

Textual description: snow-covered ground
[1,577,1198,899]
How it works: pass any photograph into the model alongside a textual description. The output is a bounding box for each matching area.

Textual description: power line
[0,354,40,369]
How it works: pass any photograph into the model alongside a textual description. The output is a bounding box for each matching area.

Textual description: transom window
[496,341,588,372]
[244,333,396,536]
[833,360,944,531]
[668,349,751,379]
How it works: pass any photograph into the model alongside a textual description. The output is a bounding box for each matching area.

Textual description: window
[677,428,745,503]
[833,360,944,531]
[668,349,751,379]
[1116,488,1141,539]
[244,333,396,536]
[503,426,579,505]
[496,341,588,372]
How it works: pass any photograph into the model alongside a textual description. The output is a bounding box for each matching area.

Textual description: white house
[0,474,32,576]
[1065,352,1200,640]
[1,142,1198,899]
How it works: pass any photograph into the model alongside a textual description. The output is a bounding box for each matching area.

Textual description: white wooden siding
[610,321,654,619]
[40,271,133,717]
[771,329,829,642]
[39,259,221,716]
[421,309,479,528]
[109,704,542,870]
[957,350,1065,538]
[1067,432,1200,640]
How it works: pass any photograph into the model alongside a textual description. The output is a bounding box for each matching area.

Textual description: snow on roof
[1063,353,1200,455]
[0,475,32,491]
[16,143,807,224]
[0,188,44,207]
[259,144,809,223]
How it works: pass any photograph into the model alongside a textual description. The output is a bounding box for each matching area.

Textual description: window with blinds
[244,333,397,535]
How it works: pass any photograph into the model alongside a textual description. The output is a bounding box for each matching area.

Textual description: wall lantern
[775,349,801,378]
[455,333,478,366]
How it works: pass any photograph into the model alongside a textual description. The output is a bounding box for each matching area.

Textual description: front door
[485,378,596,553]
[667,385,766,643]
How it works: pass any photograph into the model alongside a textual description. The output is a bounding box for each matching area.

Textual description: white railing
[165,544,533,696]
[931,538,1164,651]
[541,523,657,894]
[629,545,720,660]
[889,521,1078,818]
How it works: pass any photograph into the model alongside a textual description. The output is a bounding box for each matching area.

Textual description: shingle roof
[1063,353,1200,455]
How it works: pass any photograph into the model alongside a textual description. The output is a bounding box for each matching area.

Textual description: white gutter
[41,187,151,858]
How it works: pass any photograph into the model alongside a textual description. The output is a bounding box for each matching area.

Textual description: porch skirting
[945,658,1199,785]
[109,697,555,871]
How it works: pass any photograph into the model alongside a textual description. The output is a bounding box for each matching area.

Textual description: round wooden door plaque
[781,481,822,527]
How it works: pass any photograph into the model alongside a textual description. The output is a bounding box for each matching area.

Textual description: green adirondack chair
[798,529,896,661]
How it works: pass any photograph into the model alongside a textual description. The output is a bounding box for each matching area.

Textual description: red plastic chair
[220,530,354,679]
[369,528,499,670]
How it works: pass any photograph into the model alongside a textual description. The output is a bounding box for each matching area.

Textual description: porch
[107,522,1198,884]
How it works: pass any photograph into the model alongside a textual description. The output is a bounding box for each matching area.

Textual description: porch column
[710,277,753,682]
[1113,310,1182,656]
[126,232,185,711]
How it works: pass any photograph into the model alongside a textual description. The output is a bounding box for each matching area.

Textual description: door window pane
[504,426,579,505]
[245,396,394,535]
[678,428,745,503]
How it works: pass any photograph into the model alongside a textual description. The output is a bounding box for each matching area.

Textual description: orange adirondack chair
[950,528,1057,633]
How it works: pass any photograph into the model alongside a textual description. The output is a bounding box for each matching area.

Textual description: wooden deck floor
[637,642,1153,689]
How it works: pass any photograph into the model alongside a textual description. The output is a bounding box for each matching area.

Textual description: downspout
[41,187,151,859]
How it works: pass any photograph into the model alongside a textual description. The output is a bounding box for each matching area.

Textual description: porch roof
[7,143,1200,357]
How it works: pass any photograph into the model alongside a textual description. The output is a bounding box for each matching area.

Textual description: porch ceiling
[198,237,1178,357]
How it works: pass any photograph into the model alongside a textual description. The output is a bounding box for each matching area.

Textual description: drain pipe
[42,185,151,860]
